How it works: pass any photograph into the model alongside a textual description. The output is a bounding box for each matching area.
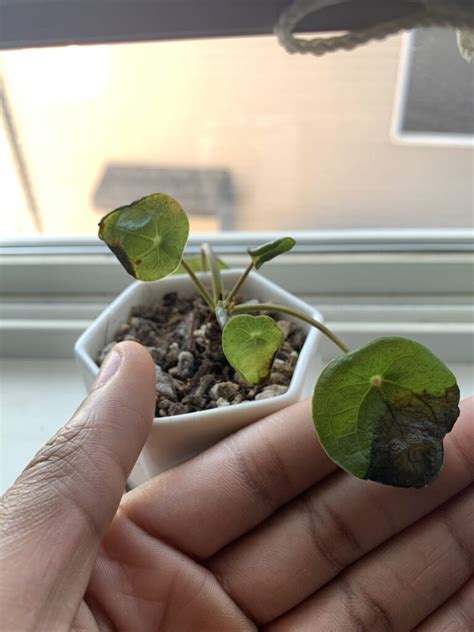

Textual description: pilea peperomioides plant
[99,193,461,489]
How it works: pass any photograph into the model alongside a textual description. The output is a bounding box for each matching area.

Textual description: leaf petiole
[200,244,208,272]
[202,243,224,303]
[180,259,216,310]
[224,261,254,307]
[233,302,351,354]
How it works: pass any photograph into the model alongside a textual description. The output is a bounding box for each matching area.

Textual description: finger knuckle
[339,575,394,631]
[298,488,364,576]
[222,433,293,514]
[23,420,93,487]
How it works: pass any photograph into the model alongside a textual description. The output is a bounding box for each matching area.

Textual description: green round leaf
[312,337,460,488]
[222,314,284,385]
[98,193,189,281]
[248,237,296,270]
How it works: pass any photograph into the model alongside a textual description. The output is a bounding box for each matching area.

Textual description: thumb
[0,341,156,629]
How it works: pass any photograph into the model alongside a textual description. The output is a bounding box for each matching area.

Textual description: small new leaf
[222,315,284,384]
[312,337,460,489]
[99,193,189,281]
[248,237,296,269]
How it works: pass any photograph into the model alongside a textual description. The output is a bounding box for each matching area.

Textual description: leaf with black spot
[312,337,460,488]
[99,193,189,281]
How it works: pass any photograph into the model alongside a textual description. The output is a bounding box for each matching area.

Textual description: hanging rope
[274,0,474,59]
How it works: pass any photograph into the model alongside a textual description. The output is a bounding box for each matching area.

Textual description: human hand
[1,341,472,631]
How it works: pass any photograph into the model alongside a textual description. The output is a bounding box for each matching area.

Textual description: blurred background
[2,29,472,237]
[1,3,472,492]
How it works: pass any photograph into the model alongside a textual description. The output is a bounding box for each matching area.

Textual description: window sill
[1,357,472,495]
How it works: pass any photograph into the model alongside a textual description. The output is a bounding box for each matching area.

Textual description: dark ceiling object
[1,1,424,50]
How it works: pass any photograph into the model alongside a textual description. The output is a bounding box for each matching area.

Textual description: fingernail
[93,347,123,390]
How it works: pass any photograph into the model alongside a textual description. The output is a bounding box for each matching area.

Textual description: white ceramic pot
[75,269,323,480]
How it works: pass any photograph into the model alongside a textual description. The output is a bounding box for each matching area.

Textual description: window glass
[1,32,472,237]
[397,29,474,137]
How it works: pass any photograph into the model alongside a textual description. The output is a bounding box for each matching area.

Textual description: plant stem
[200,245,208,272]
[215,301,229,328]
[233,302,351,354]
[202,242,224,302]
[224,261,254,307]
[181,259,215,310]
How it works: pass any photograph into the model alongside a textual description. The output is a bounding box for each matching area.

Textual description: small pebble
[210,381,240,401]
[195,374,215,398]
[176,351,195,379]
[159,399,171,411]
[270,371,290,385]
[155,366,177,400]
[166,341,180,364]
[277,320,291,339]
[289,329,305,348]
[168,401,190,416]
[194,338,206,351]
[216,397,230,407]
[172,321,188,339]
[288,350,299,367]
[233,372,246,385]
[273,358,292,375]
[146,346,166,364]
[255,384,288,400]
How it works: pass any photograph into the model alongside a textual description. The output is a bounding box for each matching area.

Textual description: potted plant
[75,193,460,489]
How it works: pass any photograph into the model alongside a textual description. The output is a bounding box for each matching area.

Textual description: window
[0,6,472,365]
[1,31,473,238]
[393,29,474,145]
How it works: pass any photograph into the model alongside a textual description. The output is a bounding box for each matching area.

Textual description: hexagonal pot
[75,269,323,480]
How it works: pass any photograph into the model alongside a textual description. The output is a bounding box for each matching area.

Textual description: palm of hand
[1,344,472,631]
[80,406,473,631]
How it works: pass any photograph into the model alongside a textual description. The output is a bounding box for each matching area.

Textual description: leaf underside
[312,337,460,488]
[248,237,296,270]
[98,193,189,281]
[222,314,284,385]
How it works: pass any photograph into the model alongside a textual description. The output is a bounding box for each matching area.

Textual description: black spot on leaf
[366,384,460,488]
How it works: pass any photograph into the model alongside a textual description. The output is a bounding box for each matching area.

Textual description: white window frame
[1,231,473,362]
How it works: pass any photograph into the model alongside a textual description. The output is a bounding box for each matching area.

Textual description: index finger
[124,395,473,562]
[123,399,336,558]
